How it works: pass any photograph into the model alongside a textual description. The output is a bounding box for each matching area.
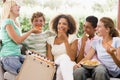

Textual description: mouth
[35,25,42,30]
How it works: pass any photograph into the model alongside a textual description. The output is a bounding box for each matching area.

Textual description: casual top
[77,35,100,60]
[47,34,77,61]
[92,37,120,77]
[23,30,55,56]
[0,19,22,57]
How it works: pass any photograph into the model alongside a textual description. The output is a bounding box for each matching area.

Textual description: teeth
[86,34,89,37]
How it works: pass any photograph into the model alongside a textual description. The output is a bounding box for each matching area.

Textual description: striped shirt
[23,30,55,56]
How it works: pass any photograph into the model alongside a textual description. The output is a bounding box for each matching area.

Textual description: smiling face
[57,18,69,33]
[10,2,20,17]
[83,21,96,36]
[32,16,45,29]
[96,21,109,37]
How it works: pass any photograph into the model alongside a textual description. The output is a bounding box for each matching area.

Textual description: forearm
[76,39,86,63]
[6,24,33,44]
[17,30,33,44]
[110,53,120,67]
[64,40,77,61]
[76,44,85,63]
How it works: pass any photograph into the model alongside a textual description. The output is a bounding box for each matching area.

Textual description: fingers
[85,33,89,37]
[82,33,89,41]
[32,27,42,33]
[73,64,81,70]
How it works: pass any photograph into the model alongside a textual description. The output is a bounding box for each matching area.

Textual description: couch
[0,40,120,80]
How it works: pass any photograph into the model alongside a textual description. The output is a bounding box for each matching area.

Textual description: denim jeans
[73,64,110,80]
[1,55,25,75]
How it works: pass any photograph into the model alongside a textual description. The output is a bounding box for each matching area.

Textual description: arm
[64,39,78,61]
[46,43,54,61]
[107,47,120,67]
[77,47,96,65]
[6,24,41,44]
[76,40,86,63]
[76,34,88,63]
[74,47,95,70]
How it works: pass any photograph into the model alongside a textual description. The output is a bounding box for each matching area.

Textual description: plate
[80,60,100,69]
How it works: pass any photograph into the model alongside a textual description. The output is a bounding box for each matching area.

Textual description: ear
[106,27,110,33]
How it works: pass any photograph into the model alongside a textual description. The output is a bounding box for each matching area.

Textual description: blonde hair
[1,0,16,20]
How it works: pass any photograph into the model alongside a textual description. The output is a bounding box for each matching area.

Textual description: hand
[58,29,68,42]
[104,43,116,55]
[73,64,81,70]
[106,47,116,55]
[81,33,89,42]
[31,27,42,34]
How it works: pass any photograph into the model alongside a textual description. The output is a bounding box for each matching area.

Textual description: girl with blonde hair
[0,0,40,75]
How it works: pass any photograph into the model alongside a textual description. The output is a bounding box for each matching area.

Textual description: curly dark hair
[50,14,77,35]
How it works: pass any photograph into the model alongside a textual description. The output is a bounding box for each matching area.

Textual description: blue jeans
[73,64,110,80]
[1,55,25,75]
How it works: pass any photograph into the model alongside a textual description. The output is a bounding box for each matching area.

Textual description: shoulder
[1,19,14,30]
[113,37,120,41]
[113,37,120,48]
[47,36,56,44]
[2,19,14,24]
[68,34,78,43]
[43,30,56,36]
[1,19,14,28]
[92,38,102,44]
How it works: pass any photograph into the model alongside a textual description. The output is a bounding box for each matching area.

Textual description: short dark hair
[86,16,98,28]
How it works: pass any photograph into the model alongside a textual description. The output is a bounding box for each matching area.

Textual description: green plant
[77,17,85,38]
[19,17,31,33]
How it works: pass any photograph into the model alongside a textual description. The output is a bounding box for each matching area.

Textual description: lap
[1,55,25,75]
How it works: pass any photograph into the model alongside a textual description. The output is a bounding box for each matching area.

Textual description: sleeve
[47,36,54,45]
[69,34,78,43]
[46,30,56,36]
[2,19,14,29]
[91,40,98,50]
[114,37,120,48]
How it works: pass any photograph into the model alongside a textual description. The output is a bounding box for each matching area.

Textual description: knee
[95,65,107,75]
[73,68,85,77]
[94,65,108,77]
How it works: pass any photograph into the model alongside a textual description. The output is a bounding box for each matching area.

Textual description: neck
[9,13,17,21]
[9,17,16,22]
[102,35,112,43]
